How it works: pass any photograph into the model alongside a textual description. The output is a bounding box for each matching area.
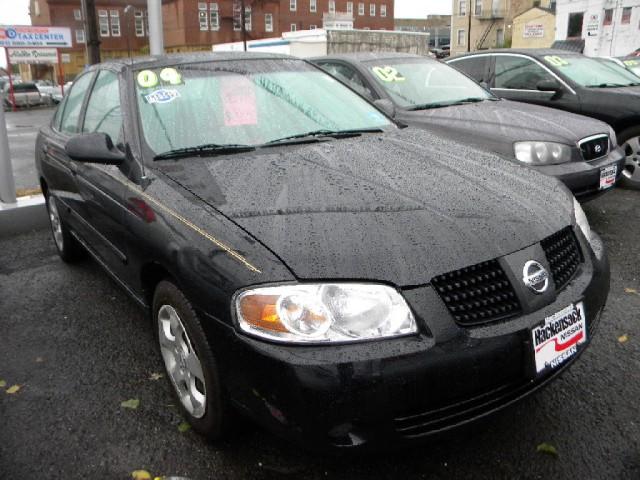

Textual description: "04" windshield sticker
[137,68,183,88]
[372,66,406,82]
[144,88,181,104]
[544,55,570,67]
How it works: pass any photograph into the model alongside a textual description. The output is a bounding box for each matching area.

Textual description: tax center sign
[0,26,72,48]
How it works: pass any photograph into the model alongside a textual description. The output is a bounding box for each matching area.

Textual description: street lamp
[124,5,134,58]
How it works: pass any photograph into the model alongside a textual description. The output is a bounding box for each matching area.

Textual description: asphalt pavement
[3,107,54,192]
[0,188,638,479]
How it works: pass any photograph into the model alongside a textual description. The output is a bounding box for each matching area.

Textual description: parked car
[312,52,624,201]
[2,82,45,110]
[37,53,609,450]
[447,49,640,189]
[619,57,640,78]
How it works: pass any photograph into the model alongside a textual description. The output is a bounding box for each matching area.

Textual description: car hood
[157,129,573,286]
[396,99,608,158]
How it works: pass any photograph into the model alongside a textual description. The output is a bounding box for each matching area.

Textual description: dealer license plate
[599,165,617,190]
[531,303,586,374]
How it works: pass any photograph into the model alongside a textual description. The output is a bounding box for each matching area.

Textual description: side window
[60,72,95,134]
[82,70,123,142]
[320,62,375,100]
[494,56,554,90]
[51,95,68,131]
[451,57,489,84]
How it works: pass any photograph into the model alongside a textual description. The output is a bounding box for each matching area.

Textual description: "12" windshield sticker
[144,88,181,104]
[137,68,183,88]
[544,55,570,67]
[372,66,406,82]
[624,59,639,66]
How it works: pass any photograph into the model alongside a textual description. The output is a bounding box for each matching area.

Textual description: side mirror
[373,98,396,118]
[65,132,125,165]
[536,78,562,92]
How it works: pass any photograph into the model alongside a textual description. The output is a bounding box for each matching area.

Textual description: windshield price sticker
[372,66,406,82]
[544,55,570,67]
[137,68,183,88]
[144,88,180,105]
[624,59,639,66]
[532,303,586,374]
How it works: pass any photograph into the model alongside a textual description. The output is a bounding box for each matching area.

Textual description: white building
[555,0,640,56]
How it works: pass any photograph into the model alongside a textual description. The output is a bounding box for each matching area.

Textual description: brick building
[28,0,394,79]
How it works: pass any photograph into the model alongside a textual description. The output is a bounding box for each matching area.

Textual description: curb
[0,194,48,238]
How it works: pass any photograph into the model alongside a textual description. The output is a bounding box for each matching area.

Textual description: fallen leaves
[624,287,638,295]
[6,385,21,394]
[131,470,152,480]
[149,372,164,381]
[177,422,191,433]
[0,380,5,388]
[121,398,140,410]
[618,334,629,344]
[536,442,558,457]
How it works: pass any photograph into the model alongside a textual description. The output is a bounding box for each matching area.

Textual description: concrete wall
[555,0,640,57]
[512,7,556,48]
[327,29,430,54]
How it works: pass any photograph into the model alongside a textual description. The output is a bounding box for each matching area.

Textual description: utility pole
[241,0,247,52]
[147,0,164,55]
[467,1,472,52]
[82,0,101,64]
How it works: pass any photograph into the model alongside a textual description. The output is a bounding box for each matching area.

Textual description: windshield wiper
[261,128,384,147]
[154,143,255,160]
[586,82,640,88]
[407,97,486,111]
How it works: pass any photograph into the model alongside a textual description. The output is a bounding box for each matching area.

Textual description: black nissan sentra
[36,53,609,450]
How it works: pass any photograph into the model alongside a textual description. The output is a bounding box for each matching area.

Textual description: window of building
[381,4,386,17]
[73,9,82,21]
[244,6,252,31]
[622,7,632,25]
[370,3,375,16]
[457,28,466,45]
[110,10,120,37]
[603,9,613,26]
[310,0,317,13]
[210,3,219,30]
[291,23,297,31]
[290,0,297,12]
[329,1,335,14]
[347,2,353,15]
[233,1,241,30]
[83,70,122,143]
[198,2,208,30]
[568,11,584,37]
[475,0,482,16]
[98,10,109,37]
[310,24,317,29]
[358,3,364,15]
[135,11,144,36]
[75,29,85,43]
[459,0,466,16]
[265,13,273,32]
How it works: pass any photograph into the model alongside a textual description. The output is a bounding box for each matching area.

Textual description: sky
[0,0,452,67]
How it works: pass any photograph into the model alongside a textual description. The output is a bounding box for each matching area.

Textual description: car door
[316,61,378,101]
[73,68,130,280]
[490,54,581,114]
[39,71,95,237]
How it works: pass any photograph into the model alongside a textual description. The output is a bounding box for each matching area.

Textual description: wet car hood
[396,99,609,159]
[157,129,573,286]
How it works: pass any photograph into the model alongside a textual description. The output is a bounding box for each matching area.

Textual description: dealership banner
[8,48,58,64]
[0,25,72,48]
[523,23,544,38]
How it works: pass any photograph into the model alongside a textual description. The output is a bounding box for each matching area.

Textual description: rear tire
[618,126,640,190]
[153,280,232,440]
[45,193,84,262]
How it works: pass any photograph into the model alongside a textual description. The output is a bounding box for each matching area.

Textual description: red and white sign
[523,23,545,38]
[0,25,72,48]
[532,303,586,374]
[8,48,58,64]
[599,165,617,190]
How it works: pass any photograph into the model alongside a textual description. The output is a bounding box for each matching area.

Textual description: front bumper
[203,233,609,451]
[535,146,625,201]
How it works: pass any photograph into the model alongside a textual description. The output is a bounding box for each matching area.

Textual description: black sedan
[447,49,640,189]
[36,52,609,450]
[312,52,624,201]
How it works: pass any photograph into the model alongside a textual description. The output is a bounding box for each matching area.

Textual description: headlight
[514,141,572,165]
[235,283,416,343]
[573,197,592,244]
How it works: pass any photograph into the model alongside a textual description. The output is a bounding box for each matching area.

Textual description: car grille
[540,226,583,291]
[431,259,522,327]
[579,135,609,161]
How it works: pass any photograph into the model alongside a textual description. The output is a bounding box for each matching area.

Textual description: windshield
[135,59,391,155]
[542,54,640,87]
[364,59,493,109]
[621,58,640,78]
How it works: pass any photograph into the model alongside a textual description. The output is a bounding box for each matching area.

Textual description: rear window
[13,83,39,93]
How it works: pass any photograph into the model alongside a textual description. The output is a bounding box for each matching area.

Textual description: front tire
[153,280,231,440]
[45,194,84,262]
[618,126,640,190]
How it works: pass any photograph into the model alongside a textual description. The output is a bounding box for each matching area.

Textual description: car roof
[449,48,583,61]
[310,51,430,64]
[86,51,299,73]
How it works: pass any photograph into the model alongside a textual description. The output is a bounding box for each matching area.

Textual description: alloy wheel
[622,135,640,185]
[48,196,64,251]
[157,305,207,418]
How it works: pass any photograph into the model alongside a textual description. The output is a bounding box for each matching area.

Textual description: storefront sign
[586,14,600,36]
[523,23,545,38]
[0,25,72,48]
[8,48,58,64]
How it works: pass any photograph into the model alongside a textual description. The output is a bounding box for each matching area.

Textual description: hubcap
[157,305,206,418]
[48,197,64,251]
[622,135,640,184]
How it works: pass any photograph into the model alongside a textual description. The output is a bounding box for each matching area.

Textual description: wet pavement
[0,188,638,479]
